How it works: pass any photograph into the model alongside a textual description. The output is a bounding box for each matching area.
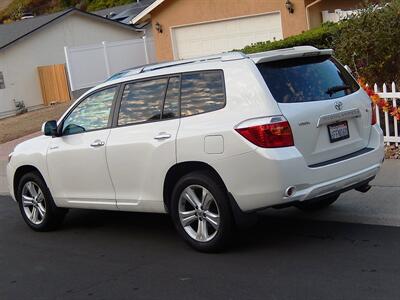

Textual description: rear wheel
[17,172,67,231]
[295,194,340,211]
[170,171,234,252]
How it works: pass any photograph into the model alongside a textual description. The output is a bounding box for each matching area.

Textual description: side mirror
[42,120,58,137]
[344,65,352,75]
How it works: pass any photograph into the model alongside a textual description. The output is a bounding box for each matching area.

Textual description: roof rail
[141,51,247,73]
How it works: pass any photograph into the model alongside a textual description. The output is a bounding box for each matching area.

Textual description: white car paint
[7,47,384,215]
[106,118,180,212]
[46,129,117,210]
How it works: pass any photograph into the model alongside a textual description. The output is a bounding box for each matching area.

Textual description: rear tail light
[371,103,377,125]
[235,116,294,148]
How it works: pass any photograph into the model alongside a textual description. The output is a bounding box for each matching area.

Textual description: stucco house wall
[0,13,141,116]
[149,0,309,62]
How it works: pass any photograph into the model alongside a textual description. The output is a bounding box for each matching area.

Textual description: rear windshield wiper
[326,85,351,96]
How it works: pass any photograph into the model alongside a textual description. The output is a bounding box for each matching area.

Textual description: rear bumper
[215,125,384,212]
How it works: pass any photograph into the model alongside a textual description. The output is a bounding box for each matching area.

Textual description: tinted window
[162,76,180,119]
[62,87,117,135]
[257,56,359,103]
[118,78,168,126]
[180,71,225,117]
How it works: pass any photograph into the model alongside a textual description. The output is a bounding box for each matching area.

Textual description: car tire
[17,172,67,231]
[170,171,234,252]
[294,194,340,211]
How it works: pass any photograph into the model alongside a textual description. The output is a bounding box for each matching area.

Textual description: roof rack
[141,51,247,73]
[106,51,247,82]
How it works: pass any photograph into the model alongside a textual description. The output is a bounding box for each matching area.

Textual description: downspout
[305,0,322,30]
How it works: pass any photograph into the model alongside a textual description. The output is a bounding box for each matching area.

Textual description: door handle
[90,140,105,147]
[154,132,171,140]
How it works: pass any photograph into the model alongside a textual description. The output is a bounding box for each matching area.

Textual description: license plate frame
[327,121,350,143]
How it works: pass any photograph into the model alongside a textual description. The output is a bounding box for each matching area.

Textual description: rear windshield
[257,55,359,103]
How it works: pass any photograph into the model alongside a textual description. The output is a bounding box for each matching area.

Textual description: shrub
[241,0,400,85]
[332,0,400,85]
[241,22,340,54]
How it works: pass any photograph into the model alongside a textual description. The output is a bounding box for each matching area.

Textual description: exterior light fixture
[285,0,294,14]
[155,22,163,33]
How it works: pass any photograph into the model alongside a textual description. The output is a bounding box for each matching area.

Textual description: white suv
[7,46,384,252]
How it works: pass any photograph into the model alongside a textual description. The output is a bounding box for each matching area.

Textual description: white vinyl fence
[322,9,360,23]
[374,82,400,145]
[64,37,156,92]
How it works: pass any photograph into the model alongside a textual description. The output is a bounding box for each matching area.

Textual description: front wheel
[170,171,234,252]
[294,194,340,211]
[17,172,67,231]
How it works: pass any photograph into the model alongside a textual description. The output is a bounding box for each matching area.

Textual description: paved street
[2,137,400,299]
[1,194,400,300]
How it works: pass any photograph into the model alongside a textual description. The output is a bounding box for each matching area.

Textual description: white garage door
[172,13,283,59]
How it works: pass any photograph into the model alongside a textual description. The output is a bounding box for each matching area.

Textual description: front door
[47,86,119,209]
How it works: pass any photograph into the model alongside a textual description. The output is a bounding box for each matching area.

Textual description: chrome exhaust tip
[285,186,296,197]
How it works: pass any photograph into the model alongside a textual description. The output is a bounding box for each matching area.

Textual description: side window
[180,70,225,117]
[0,72,5,89]
[62,87,117,135]
[118,78,168,126]
[162,76,180,119]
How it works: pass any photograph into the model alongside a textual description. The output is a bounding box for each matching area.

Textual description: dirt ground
[0,0,13,12]
[0,102,72,144]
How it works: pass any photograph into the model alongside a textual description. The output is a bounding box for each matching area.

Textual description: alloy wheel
[178,185,220,242]
[21,181,46,225]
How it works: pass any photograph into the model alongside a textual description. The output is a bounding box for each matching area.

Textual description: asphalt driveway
[1,195,400,300]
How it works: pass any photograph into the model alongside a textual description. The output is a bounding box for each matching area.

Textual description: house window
[0,72,5,89]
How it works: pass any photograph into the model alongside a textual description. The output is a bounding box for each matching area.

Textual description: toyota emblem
[334,101,343,111]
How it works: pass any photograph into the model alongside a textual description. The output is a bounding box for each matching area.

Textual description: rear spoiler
[249,47,334,64]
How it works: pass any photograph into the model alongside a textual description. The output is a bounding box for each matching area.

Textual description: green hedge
[241,0,400,86]
[241,22,340,54]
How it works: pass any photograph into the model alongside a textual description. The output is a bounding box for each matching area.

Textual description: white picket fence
[374,82,400,145]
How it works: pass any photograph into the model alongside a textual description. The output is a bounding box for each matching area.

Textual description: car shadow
[59,208,376,253]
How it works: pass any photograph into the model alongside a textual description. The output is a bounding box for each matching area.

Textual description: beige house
[130,0,363,61]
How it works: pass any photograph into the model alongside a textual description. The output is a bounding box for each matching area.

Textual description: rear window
[257,55,359,103]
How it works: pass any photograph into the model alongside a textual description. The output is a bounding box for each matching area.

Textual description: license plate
[327,121,349,143]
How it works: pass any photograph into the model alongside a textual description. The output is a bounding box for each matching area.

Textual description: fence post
[374,83,380,126]
[64,46,75,92]
[383,83,390,144]
[142,35,150,64]
[102,41,111,78]
[392,82,398,146]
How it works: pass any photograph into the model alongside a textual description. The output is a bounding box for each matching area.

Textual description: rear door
[257,55,372,166]
[106,76,180,211]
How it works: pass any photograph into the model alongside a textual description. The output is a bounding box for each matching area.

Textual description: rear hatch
[256,54,372,166]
